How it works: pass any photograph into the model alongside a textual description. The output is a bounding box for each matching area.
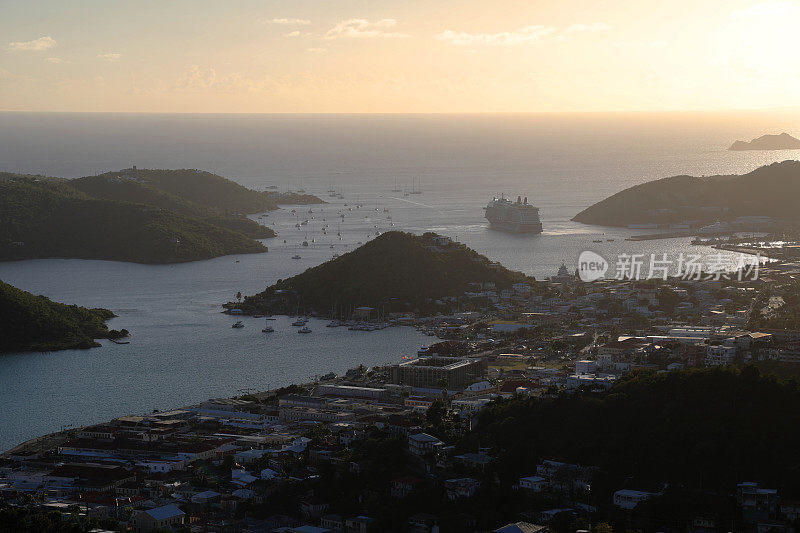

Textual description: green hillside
[0,178,267,263]
[0,280,124,352]
[76,168,279,213]
[70,171,275,239]
[572,160,800,226]
[236,231,536,316]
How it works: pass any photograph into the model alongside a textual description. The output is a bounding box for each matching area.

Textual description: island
[0,168,324,264]
[572,160,800,227]
[231,231,541,317]
[729,132,800,151]
[0,280,127,353]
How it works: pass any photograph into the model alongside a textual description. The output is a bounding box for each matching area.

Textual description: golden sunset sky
[2,0,799,112]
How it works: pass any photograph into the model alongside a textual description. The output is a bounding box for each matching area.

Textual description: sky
[1,0,800,113]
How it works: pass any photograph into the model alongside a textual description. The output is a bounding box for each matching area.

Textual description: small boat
[262,326,274,333]
[606,238,615,242]
[292,254,302,259]
[592,239,603,243]
[291,318,308,326]
[232,321,244,329]
[302,241,309,247]
[298,326,312,334]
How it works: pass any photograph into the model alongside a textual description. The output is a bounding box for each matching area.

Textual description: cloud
[7,36,56,51]
[324,19,409,39]
[307,47,328,53]
[285,31,301,38]
[731,1,800,18]
[567,22,611,32]
[97,53,121,62]
[264,17,311,25]
[436,25,554,46]
[45,57,65,64]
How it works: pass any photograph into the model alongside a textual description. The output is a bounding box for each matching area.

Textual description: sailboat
[391,177,403,193]
[409,176,422,194]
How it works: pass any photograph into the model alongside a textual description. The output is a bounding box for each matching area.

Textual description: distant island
[729,132,800,151]
[231,231,540,317]
[0,168,324,264]
[572,160,800,227]
[0,280,127,353]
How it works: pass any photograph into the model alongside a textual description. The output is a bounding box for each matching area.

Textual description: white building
[706,345,736,366]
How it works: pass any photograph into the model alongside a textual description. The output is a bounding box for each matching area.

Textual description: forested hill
[0,177,268,263]
[0,280,125,352]
[235,231,538,316]
[71,168,280,214]
[70,170,277,239]
[572,160,800,226]
[479,366,800,496]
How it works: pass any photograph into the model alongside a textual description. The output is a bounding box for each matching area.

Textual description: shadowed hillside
[573,160,800,226]
[235,231,538,316]
[0,280,125,352]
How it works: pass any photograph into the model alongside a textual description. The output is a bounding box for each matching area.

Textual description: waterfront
[0,111,798,451]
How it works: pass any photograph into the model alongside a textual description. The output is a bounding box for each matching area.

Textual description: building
[408,432,444,457]
[737,482,779,523]
[706,344,736,366]
[444,477,481,500]
[613,489,654,510]
[518,476,547,492]
[131,503,185,532]
[391,357,487,389]
[494,523,548,533]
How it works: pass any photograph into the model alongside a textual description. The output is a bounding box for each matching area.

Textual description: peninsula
[729,132,800,151]
[0,280,126,353]
[231,231,540,317]
[572,160,800,227]
[0,168,324,264]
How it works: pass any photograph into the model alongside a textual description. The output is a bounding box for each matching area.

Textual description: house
[131,503,185,532]
[737,482,779,523]
[290,526,332,533]
[494,523,548,533]
[445,478,480,500]
[191,490,221,504]
[345,516,374,533]
[408,432,444,457]
[391,476,423,499]
[518,476,547,492]
[320,514,344,532]
[300,497,329,519]
[613,489,655,510]
[706,344,736,366]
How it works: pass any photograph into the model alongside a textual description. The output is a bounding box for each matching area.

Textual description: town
[2,249,800,533]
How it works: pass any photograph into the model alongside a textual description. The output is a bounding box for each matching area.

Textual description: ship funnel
[517,195,521,203]
[524,196,528,204]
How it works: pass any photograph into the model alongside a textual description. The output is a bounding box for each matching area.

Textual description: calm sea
[0,111,798,451]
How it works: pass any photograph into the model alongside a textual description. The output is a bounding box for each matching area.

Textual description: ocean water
[0,111,799,451]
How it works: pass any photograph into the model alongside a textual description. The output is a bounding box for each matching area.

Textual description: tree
[426,400,446,427]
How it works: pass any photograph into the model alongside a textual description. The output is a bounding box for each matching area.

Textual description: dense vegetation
[573,160,800,226]
[0,280,125,352]
[0,178,268,263]
[235,231,535,316]
[72,169,279,214]
[478,366,800,496]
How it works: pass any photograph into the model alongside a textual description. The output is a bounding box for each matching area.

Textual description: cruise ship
[484,195,543,233]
